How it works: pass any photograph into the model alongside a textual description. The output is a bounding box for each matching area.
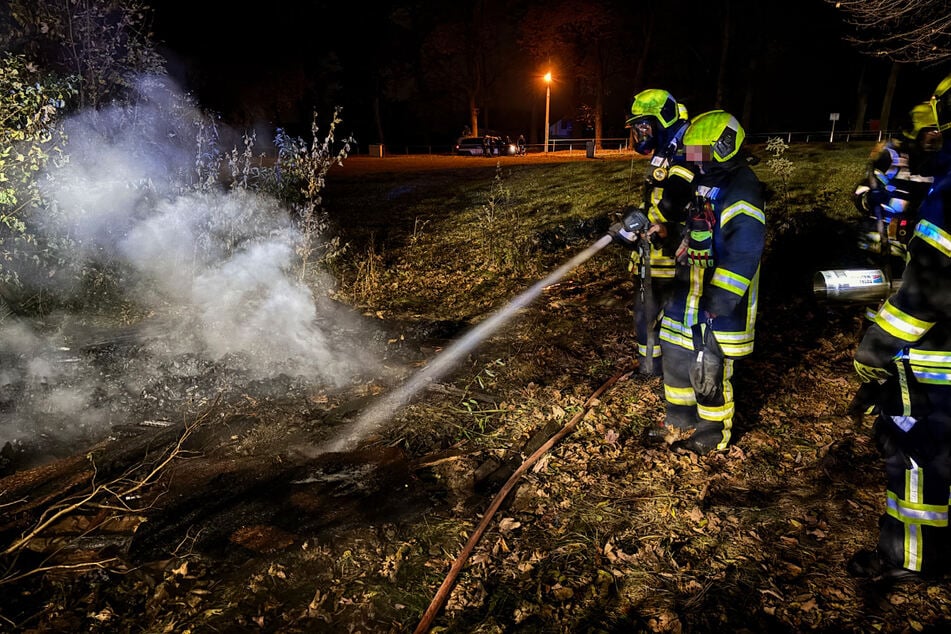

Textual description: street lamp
[543,71,552,153]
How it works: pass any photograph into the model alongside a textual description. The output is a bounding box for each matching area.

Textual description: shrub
[0,53,77,286]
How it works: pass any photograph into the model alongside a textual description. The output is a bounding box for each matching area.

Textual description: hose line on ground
[414,368,631,634]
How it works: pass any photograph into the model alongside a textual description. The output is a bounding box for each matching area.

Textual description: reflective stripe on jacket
[659,164,766,358]
[856,148,951,379]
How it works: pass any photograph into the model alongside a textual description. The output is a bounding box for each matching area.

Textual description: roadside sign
[829,112,840,142]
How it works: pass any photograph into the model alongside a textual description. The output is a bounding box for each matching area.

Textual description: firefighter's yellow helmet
[932,72,951,132]
[683,110,745,162]
[627,89,680,129]
[904,102,938,140]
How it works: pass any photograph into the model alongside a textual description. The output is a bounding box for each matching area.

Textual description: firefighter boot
[644,422,670,444]
[847,549,923,583]
[670,429,724,455]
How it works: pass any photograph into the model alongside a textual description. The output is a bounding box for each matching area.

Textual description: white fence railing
[366,131,894,156]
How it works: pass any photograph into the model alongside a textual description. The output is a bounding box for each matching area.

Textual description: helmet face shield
[933,93,951,132]
[631,119,655,143]
[630,117,657,154]
[933,73,951,132]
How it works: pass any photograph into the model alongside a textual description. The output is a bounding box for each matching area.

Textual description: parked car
[455,137,484,155]
[454,135,517,156]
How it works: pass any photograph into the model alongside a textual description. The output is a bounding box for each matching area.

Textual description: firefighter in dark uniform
[849,73,951,581]
[650,110,766,454]
[854,102,941,313]
[625,89,691,376]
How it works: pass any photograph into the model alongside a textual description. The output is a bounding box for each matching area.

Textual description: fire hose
[413,369,629,634]
[321,232,615,454]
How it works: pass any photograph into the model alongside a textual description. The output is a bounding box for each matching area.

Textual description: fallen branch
[0,495,27,510]
[414,369,630,634]
[0,557,121,586]
[1,400,217,559]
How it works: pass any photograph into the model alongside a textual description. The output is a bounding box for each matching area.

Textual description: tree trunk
[740,25,762,130]
[880,61,901,133]
[595,81,604,149]
[373,95,385,146]
[854,63,868,133]
[632,10,655,91]
[469,93,479,138]
[715,0,731,109]
[530,88,539,145]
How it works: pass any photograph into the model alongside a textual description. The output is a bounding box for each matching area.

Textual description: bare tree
[420,1,513,139]
[519,0,630,149]
[6,0,165,109]
[827,0,951,64]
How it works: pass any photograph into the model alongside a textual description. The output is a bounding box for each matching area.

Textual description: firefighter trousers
[873,394,951,576]
[659,340,736,451]
[633,277,673,376]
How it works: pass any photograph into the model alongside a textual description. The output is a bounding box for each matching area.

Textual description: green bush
[0,53,77,286]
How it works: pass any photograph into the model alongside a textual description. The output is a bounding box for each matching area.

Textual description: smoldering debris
[0,77,388,469]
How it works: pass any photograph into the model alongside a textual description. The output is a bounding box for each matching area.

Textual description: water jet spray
[319,233,616,454]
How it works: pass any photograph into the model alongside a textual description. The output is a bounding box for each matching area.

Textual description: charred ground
[2,149,950,633]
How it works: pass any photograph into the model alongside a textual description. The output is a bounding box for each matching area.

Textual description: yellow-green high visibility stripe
[909,349,951,384]
[904,523,923,572]
[909,350,951,367]
[898,361,912,416]
[697,401,734,421]
[684,266,704,326]
[711,268,751,296]
[659,320,692,349]
[637,342,662,358]
[721,201,765,226]
[886,492,949,527]
[915,219,951,257]
[669,165,694,182]
[665,384,696,406]
[874,299,933,342]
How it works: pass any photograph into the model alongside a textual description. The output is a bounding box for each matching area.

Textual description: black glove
[688,317,723,401]
[847,381,883,423]
[684,215,714,268]
[871,416,913,469]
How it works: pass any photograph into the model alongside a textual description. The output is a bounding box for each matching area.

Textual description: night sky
[152,0,949,149]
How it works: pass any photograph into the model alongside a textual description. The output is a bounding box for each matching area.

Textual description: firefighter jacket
[658,162,766,358]
[630,120,691,280]
[868,139,934,219]
[855,145,951,388]
[856,139,934,257]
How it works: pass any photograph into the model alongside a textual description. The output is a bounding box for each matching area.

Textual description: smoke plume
[0,76,382,457]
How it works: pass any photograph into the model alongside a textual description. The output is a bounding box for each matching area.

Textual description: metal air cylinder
[813,269,901,302]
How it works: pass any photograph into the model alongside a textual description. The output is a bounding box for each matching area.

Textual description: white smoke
[1,77,383,455]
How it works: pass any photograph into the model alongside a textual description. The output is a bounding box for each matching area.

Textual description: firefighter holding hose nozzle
[847,73,951,583]
[623,89,692,377]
